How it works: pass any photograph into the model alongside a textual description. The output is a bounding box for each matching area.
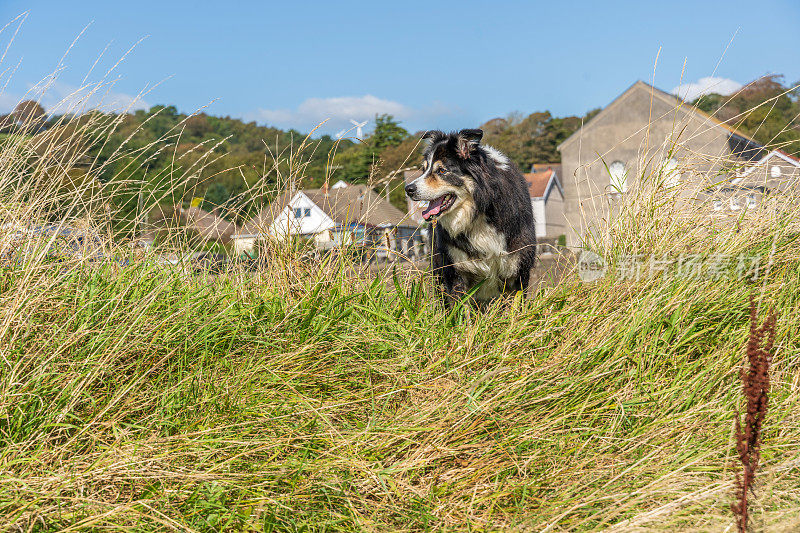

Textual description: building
[703,149,800,217]
[145,205,240,245]
[734,149,800,190]
[1,223,105,262]
[557,80,765,248]
[523,164,565,241]
[232,182,424,260]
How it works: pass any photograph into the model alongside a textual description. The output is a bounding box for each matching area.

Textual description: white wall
[232,236,257,255]
[532,198,547,237]
[269,192,334,239]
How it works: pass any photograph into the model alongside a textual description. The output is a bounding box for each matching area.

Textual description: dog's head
[404,129,493,225]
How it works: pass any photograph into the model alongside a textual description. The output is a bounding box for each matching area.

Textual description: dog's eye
[436,167,446,175]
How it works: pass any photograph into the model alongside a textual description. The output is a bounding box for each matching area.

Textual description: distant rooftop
[240,182,416,235]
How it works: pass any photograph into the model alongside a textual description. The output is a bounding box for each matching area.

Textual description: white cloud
[672,76,743,102]
[0,81,150,115]
[0,93,22,114]
[249,95,453,135]
[40,81,150,114]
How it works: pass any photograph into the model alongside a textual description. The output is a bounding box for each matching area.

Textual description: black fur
[410,129,536,304]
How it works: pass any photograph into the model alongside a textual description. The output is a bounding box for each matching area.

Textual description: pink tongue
[422,197,445,220]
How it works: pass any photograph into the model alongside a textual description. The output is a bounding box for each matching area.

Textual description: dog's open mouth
[421,194,456,221]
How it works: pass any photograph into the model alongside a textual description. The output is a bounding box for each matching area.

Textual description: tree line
[1,75,796,232]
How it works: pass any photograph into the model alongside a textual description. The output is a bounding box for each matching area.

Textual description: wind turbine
[349,119,368,140]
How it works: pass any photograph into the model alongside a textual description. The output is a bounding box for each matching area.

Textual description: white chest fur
[445,217,520,296]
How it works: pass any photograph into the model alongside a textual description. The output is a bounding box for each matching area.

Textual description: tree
[692,75,800,155]
[370,114,409,150]
[332,144,373,182]
[13,100,46,128]
[331,114,410,183]
[479,109,599,170]
[204,182,230,208]
[184,114,211,138]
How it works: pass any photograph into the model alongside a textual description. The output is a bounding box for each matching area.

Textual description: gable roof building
[231,182,423,258]
[236,182,417,240]
[692,148,800,219]
[523,165,565,239]
[735,149,800,189]
[146,205,241,244]
[180,206,241,243]
[557,80,765,247]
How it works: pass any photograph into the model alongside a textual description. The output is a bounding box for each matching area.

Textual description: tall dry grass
[0,47,798,532]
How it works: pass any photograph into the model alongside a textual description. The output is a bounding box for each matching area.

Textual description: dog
[404,129,536,303]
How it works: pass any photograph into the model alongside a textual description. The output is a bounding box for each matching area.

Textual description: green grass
[0,232,798,531]
[0,76,799,531]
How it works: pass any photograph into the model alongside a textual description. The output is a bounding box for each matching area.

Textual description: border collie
[405,129,536,303]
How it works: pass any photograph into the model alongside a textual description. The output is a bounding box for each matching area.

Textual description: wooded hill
[2,75,796,227]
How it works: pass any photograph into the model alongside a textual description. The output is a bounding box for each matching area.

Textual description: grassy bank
[0,77,799,531]
[0,220,798,531]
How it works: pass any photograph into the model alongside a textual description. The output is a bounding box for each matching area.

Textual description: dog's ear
[421,130,445,144]
[456,129,483,159]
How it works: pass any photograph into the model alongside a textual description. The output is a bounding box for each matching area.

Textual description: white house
[698,149,800,217]
[523,165,565,241]
[231,182,424,259]
[269,190,334,238]
[734,149,800,189]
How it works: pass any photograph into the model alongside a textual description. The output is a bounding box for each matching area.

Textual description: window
[608,161,627,193]
[354,227,366,243]
[746,194,757,209]
[304,208,311,218]
[729,198,740,211]
[664,158,681,188]
[293,208,303,219]
[770,165,782,178]
[713,200,723,211]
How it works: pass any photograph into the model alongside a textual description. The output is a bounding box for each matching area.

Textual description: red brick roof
[523,169,554,198]
[777,149,800,163]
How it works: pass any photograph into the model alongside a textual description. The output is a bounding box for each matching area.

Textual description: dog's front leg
[443,276,470,309]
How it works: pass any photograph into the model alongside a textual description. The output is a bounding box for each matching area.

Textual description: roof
[522,166,564,201]
[779,150,800,163]
[239,190,294,235]
[524,169,553,198]
[149,205,240,242]
[558,80,763,152]
[531,163,561,176]
[240,183,417,235]
[181,207,240,242]
[735,149,800,178]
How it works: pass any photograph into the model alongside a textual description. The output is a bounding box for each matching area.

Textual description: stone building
[557,80,764,247]
[522,165,565,241]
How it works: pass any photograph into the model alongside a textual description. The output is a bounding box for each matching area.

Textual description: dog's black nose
[404,183,417,197]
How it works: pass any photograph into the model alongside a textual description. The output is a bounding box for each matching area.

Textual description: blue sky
[0,0,798,136]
